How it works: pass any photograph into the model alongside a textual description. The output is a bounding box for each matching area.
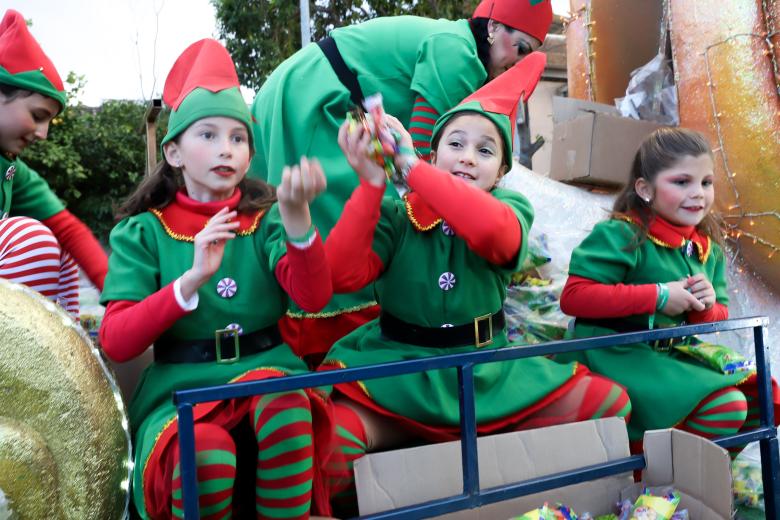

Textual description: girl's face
[431,113,508,192]
[487,21,541,80]
[164,116,251,202]
[0,91,59,156]
[637,153,715,227]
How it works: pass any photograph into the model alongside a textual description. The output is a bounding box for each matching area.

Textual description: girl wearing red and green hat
[248,0,555,364]
[319,55,631,511]
[99,39,335,520]
[557,127,780,451]
[0,9,107,316]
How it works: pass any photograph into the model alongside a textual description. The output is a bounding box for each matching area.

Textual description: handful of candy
[346,93,406,183]
[674,342,753,374]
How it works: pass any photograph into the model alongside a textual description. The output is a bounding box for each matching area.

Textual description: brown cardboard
[549,97,664,188]
[354,418,733,519]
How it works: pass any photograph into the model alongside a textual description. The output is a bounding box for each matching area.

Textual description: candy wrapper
[627,489,681,520]
[511,503,577,520]
[674,342,754,375]
[346,93,404,183]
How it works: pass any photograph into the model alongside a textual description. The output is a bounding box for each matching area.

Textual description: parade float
[2,0,780,518]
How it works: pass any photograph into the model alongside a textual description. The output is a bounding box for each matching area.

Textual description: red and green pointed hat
[0,9,66,111]
[161,38,252,146]
[472,0,553,43]
[432,51,546,165]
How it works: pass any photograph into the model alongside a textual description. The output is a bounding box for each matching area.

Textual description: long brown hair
[612,127,724,249]
[116,150,275,220]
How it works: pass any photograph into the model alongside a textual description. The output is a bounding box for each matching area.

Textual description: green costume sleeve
[493,188,534,274]
[709,243,729,306]
[8,159,65,220]
[259,203,290,272]
[569,219,640,284]
[100,216,161,304]
[409,31,486,117]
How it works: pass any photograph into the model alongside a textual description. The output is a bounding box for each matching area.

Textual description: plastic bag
[615,53,679,126]
[733,442,764,510]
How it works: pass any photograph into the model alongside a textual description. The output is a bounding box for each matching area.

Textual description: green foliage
[213,0,478,91]
[21,73,168,241]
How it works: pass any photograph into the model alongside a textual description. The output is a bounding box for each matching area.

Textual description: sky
[10,0,570,107]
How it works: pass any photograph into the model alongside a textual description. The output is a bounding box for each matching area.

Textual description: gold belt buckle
[651,337,673,352]
[474,313,493,348]
[215,328,240,364]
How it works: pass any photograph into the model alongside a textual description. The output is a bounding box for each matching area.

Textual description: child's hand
[685,273,716,310]
[338,120,387,187]
[277,157,326,239]
[660,280,706,316]
[181,207,239,298]
[384,115,414,152]
[384,115,419,175]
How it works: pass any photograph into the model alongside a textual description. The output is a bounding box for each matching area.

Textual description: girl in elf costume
[557,127,780,451]
[99,39,334,520]
[0,9,108,316]
[248,0,554,364]
[320,55,631,508]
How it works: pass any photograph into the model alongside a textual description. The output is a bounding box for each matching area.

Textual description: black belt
[153,324,283,364]
[575,317,689,352]
[317,36,364,107]
[380,310,505,348]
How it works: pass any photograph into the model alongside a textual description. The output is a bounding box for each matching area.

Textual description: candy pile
[510,489,690,520]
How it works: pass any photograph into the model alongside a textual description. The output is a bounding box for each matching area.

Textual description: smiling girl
[319,55,631,513]
[558,127,780,450]
[99,39,334,520]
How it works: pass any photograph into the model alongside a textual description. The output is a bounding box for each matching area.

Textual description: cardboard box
[354,417,732,519]
[549,97,665,188]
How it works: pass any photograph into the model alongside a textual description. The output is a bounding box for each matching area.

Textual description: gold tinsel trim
[285,301,378,319]
[404,195,442,232]
[149,208,265,242]
[320,360,372,398]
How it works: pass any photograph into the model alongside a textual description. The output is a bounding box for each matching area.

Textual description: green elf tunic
[0,155,65,221]
[249,16,486,322]
[556,216,750,440]
[322,188,582,440]
[100,197,328,517]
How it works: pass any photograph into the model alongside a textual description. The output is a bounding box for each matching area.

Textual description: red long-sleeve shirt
[325,160,521,293]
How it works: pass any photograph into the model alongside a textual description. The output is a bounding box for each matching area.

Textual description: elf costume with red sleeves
[0,9,107,314]
[249,0,554,362]
[99,39,334,520]
[557,213,780,444]
[319,57,631,505]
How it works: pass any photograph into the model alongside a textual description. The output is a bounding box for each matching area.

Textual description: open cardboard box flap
[354,418,732,519]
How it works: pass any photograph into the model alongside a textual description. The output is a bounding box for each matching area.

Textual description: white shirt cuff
[288,229,318,250]
[173,277,199,311]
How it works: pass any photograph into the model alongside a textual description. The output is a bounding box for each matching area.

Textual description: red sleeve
[43,209,108,290]
[560,275,658,318]
[324,180,385,293]
[274,232,333,313]
[99,283,189,362]
[687,302,729,324]
[406,161,520,265]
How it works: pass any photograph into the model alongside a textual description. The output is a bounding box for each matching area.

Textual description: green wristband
[656,283,670,311]
[288,224,316,245]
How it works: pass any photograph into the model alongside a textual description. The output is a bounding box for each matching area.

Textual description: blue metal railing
[174,316,780,519]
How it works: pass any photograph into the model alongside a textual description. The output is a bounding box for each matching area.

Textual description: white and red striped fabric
[0,216,79,317]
